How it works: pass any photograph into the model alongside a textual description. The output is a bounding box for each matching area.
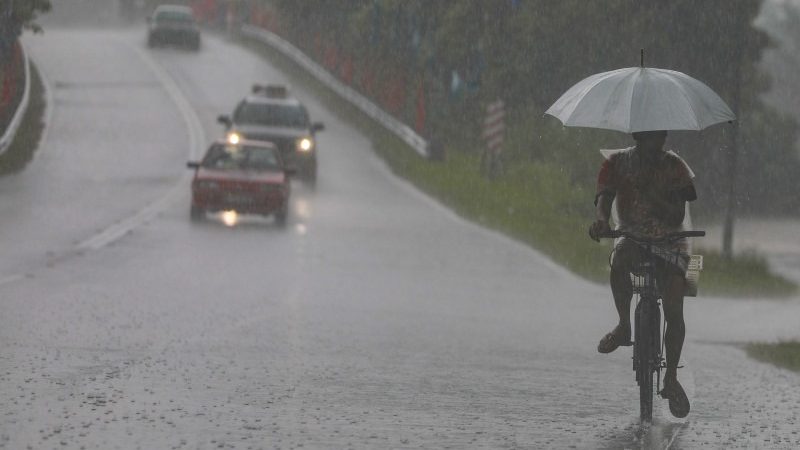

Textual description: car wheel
[190,205,205,222]
[147,34,157,48]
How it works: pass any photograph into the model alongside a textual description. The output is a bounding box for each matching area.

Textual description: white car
[147,4,200,51]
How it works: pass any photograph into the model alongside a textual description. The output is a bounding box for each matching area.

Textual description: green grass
[697,249,797,298]
[235,31,797,298]
[0,62,46,175]
[746,342,800,372]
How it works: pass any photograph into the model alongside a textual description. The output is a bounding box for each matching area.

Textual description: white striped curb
[0,42,31,156]
[240,24,429,158]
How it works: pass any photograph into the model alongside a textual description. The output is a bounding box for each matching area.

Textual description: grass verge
[746,342,800,372]
[0,62,46,175]
[235,31,797,298]
[697,250,796,298]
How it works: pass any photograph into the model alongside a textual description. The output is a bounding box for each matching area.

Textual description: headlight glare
[297,137,313,152]
[227,132,241,145]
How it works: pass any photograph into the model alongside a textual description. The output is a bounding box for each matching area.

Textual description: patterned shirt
[596,147,697,272]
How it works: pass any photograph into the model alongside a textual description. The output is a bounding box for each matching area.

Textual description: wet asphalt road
[1,28,799,449]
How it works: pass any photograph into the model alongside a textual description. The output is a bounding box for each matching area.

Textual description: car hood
[233,125,309,139]
[196,168,286,184]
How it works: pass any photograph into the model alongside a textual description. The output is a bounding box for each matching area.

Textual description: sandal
[661,377,690,418]
[597,326,632,353]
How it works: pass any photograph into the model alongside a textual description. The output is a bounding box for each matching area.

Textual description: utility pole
[722,120,739,259]
[722,6,748,260]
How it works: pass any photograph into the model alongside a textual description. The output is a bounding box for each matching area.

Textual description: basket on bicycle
[685,254,703,297]
[624,247,703,297]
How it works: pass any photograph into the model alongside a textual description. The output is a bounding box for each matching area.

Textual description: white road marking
[75,39,205,251]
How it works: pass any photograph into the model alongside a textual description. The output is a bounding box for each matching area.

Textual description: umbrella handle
[640,49,644,68]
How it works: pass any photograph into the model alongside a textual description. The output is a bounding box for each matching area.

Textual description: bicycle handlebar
[599,230,706,243]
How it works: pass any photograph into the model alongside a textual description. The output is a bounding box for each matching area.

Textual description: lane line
[127,42,205,161]
[75,39,205,251]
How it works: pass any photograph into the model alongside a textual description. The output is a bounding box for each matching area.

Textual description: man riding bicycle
[588,130,697,418]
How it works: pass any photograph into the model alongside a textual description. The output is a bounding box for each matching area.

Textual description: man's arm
[589,193,614,241]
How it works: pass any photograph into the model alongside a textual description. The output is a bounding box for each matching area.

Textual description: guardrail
[0,43,31,157]
[240,25,429,158]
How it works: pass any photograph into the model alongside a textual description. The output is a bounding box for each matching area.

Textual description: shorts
[611,237,689,277]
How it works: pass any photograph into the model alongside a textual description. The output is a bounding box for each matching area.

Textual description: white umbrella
[545,67,736,133]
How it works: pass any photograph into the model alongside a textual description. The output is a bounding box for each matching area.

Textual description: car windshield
[201,144,281,171]
[155,11,194,23]
[233,102,309,128]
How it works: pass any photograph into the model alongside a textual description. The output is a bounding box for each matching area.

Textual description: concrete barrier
[0,42,31,156]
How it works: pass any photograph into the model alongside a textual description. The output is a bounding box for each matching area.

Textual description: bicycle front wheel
[635,299,656,422]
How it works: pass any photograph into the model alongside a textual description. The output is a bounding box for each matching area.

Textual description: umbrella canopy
[545,67,736,133]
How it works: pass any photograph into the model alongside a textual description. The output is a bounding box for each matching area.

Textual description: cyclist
[588,130,697,418]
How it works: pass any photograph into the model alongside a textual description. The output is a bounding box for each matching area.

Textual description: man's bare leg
[598,248,635,353]
[610,261,633,335]
[661,271,690,417]
[662,273,686,378]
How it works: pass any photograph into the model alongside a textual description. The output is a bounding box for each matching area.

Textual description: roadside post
[481,99,505,179]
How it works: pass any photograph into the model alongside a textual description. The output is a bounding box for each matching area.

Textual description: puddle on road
[597,419,684,449]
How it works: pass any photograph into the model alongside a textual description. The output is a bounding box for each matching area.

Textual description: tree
[265,1,799,224]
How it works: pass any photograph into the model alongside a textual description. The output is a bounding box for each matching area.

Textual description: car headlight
[227,131,241,145]
[297,137,314,152]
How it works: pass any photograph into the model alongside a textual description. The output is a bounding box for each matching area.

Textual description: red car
[187,140,293,226]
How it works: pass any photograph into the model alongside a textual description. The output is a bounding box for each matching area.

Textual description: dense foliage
[746,341,800,372]
[255,0,799,217]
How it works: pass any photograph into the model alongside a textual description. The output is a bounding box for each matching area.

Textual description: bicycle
[599,229,705,422]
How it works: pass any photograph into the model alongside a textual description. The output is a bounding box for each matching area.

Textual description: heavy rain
[1,0,799,448]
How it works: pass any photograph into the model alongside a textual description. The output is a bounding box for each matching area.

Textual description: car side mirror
[312,122,325,132]
[187,161,200,169]
[217,115,232,128]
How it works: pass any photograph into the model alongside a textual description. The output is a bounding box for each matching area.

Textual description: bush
[746,342,800,372]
